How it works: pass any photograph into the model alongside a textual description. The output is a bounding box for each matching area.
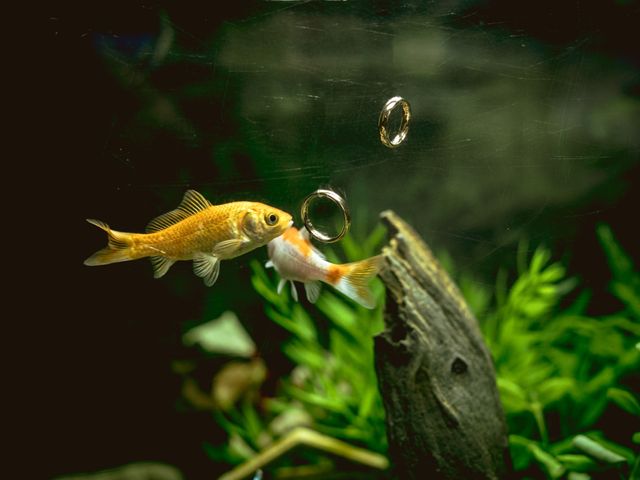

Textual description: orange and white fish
[85,190,293,286]
[266,226,382,309]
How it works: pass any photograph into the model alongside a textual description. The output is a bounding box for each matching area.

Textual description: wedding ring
[378,96,411,148]
[301,189,351,243]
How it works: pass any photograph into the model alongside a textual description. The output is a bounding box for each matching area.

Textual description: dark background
[36,1,639,478]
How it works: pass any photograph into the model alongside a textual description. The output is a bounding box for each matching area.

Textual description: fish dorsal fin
[146,190,212,233]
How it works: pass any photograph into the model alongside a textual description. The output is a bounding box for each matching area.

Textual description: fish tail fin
[333,255,383,309]
[84,219,135,266]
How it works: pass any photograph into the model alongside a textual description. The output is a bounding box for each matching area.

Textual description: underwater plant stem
[530,400,549,446]
[218,427,388,480]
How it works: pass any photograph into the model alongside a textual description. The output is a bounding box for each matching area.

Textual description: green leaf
[497,377,530,413]
[556,454,598,472]
[182,310,255,357]
[282,340,326,371]
[537,377,575,406]
[363,224,387,257]
[611,281,640,318]
[607,387,640,415]
[531,444,565,478]
[530,247,550,275]
[597,224,636,280]
[567,472,591,480]
[509,435,565,478]
[509,435,535,471]
[266,306,316,342]
[316,292,360,338]
[285,384,351,417]
[572,435,627,464]
[250,260,288,309]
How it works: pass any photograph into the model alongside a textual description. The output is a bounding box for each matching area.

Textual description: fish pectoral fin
[151,256,176,279]
[290,281,299,302]
[277,278,286,294]
[304,281,322,304]
[193,253,220,287]
[212,238,247,258]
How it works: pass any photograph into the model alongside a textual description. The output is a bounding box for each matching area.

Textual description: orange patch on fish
[326,265,345,285]
[283,227,312,257]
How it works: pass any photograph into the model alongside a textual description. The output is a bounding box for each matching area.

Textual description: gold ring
[378,96,411,148]
[301,189,351,243]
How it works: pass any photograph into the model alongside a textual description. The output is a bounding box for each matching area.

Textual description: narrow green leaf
[529,246,549,275]
[537,377,575,406]
[607,387,640,416]
[282,340,326,371]
[497,377,530,413]
[531,444,565,479]
[285,385,351,417]
[596,223,635,280]
[556,454,598,472]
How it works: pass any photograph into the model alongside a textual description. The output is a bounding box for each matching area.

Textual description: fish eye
[266,213,279,226]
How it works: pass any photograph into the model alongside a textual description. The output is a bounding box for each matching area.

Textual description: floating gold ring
[301,189,351,243]
[378,96,411,148]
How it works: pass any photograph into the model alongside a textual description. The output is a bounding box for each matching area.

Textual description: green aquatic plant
[249,228,388,454]
[207,224,638,479]
[452,224,640,479]
[204,227,388,470]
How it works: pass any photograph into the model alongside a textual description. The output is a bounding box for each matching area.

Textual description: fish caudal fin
[333,255,383,309]
[84,219,135,266]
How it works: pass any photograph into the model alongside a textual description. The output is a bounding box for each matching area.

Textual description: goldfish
[266,226,382,309]
[85,190,293,286]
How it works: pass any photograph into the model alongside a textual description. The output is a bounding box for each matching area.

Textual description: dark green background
[41,1,638,478]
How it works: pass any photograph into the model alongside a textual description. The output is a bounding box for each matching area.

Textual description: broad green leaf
[572,435,627,464]
[182,310,255,357]
[582,433,636,463]
[567,472,591,480]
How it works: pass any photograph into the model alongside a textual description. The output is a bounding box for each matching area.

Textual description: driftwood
[374,211,510,479]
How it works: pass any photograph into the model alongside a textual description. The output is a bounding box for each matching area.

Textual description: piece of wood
[374,210,511,479]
